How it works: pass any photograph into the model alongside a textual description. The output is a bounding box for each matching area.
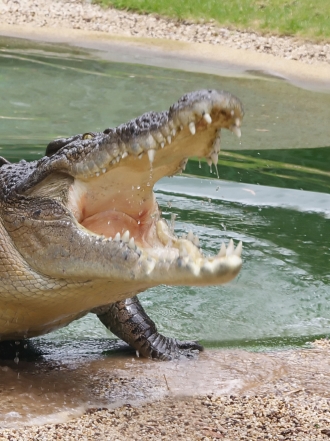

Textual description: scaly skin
[0,90,244,359]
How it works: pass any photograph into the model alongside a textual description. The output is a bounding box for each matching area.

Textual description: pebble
[0,0,329,66]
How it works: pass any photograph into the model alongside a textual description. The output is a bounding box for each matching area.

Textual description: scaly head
[1,90,243,292]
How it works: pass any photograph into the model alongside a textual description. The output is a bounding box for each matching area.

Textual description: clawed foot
[136,335,203,361]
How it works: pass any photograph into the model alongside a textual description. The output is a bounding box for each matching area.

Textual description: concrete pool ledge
[0,23,329,93]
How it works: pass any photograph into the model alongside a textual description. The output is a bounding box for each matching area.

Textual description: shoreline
[1,24,330,93]
[1,0,330,68]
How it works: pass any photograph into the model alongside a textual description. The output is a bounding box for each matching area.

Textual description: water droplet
[137,220,141,225]
[137,186,141,190]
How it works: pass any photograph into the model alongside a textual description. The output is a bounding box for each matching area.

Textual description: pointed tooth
[128,237,135,249]
[171,129,176,136]
[218,242,226,257]
[102,168,107,174]
[213,136,221,153]
[189,122,196,135]
[179,243,189,258]
[95,172,100,177]
[211,152,219,166]
[148,149,156,164]
[192,235,200,247]
[203,113,212,124]
[122,230,130,243]
[234,240,243,257]
[136,350,140,358]
[187,231,194,242]
[226,239,235,256]
[138,153,143,159]
[114,232,121,242]
[160,142,165,148]
[231,126,241,138]
[122,151,128,159]
[145,258,156,275]
[167,135,172,144]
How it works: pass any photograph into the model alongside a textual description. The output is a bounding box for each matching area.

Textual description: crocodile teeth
[145,258,156,275]
[234,241,243,257]
[226,239,235,256]
[128,237,135,249]
[203,113,212,124]
[180,158,188,171]
[213,132,221,153]
[171,129,176,136]
[122,230,130,243]
[211,152,219,166]
[148,149,156,164]
[187,231,194,242]
[193,236,200,247]
[189,122,196,135]
[160,142,165,148]
[114,232,121,242]
[218,242,226,258]
[231,125,241,138]
[122,151,128,159]
[167,136,172,144]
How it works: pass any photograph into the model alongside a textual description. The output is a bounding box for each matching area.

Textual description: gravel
[1,340,330,439]
[0,0,330,66]
[1,393,330,440]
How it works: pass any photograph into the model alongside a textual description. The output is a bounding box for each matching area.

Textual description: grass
[94,0,330,40]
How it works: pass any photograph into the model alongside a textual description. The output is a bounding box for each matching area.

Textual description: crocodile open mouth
[65,90,243,266]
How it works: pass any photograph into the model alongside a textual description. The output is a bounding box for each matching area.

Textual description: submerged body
[0,90,243,359]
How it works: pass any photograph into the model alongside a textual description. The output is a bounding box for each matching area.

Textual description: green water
[1,36,330,353]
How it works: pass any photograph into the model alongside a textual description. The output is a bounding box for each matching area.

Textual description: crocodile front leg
[95,296,203,361]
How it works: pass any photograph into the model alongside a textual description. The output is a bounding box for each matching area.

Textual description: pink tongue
[81,210,139,239]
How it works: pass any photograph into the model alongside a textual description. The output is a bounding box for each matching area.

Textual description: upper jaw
[68,89,243,179]
[65,89,244,252]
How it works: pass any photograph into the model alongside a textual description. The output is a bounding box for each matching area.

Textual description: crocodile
[0,89,243,360]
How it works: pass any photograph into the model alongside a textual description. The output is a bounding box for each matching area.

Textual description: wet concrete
[1,343,330,428]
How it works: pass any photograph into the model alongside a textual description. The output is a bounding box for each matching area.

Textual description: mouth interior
[66,98,242,258]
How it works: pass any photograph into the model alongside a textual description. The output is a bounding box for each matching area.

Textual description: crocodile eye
[82,132,95,140]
